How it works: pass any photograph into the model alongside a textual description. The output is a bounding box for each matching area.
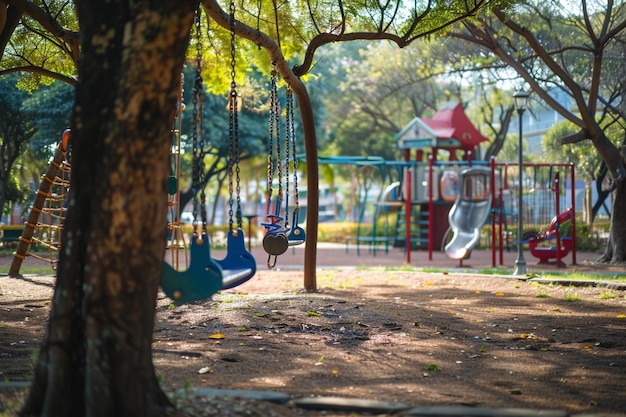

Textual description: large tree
[20,1,198,416]
[451,0,626,263]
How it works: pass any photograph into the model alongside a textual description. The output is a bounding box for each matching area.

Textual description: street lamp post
[513,89,530,275]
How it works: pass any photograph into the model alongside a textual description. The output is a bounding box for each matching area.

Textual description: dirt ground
[2,255,626,416]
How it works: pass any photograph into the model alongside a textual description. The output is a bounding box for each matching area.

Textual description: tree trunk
[20,1,198,416]
[598,178,626,263]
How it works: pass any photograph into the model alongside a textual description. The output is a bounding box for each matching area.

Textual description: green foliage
[2,177,31,215]
[1,0,78,90]
[541,120,600,180]
[0,75,38,215]
[318,222,361,243]
[22,81,74,161]
[319,40,455,159]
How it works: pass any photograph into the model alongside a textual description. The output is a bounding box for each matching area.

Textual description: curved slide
[444,167,492,261]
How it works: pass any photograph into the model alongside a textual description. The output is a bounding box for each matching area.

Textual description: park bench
[0,225,24,246]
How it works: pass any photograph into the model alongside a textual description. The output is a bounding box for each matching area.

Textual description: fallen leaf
[617,314,625,319]
[209,333,225,339]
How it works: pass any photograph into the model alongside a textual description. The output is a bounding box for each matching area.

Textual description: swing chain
[227,0,242,231]
[286,87,299,213]
[191,8,203,233]
[267,67,280,204]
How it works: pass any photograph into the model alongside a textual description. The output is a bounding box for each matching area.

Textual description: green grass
[382,265,626,283]
[564,289,582,302]
[5,265,56,275]
[539,271,626,282]
[599,290,616,299]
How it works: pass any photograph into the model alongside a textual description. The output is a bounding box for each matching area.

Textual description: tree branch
[0,65,78,85]
[5,0,79,65]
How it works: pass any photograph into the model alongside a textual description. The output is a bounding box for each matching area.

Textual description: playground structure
[525,173,574,267]
[444,167,492,264]
[326,101,578,268]
[8,130,71,276]
[334,157,577,268]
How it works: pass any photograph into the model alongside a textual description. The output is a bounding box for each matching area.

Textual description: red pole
[555,173,562,267]
[499,188,504,266]
[428,156,434,261]
[570,163,577,265]
[405,167,412,265]
[490,157,496,267]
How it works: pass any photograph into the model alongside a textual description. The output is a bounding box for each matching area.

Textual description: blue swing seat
[161,234,223,304]
[217,229,257,289]
[286,210,305,246]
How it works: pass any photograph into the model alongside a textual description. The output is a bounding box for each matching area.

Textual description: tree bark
[598,176,626,264]
[20,1,199,416]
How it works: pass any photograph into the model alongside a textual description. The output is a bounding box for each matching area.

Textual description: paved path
[210,242,602,273]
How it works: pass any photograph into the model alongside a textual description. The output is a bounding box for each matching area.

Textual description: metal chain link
[228,0,243,230]
[191,8,203,232]
[284,87,291,231]
[287,88,299,212]
[267,67,279,207]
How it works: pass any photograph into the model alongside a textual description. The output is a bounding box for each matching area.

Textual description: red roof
[422,102,488,149]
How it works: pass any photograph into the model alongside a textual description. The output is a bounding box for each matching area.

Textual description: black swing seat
[217,229,257,289]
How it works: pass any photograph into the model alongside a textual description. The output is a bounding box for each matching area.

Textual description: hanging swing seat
[161,234,223,304]
[286,210,306,246]
[262,198,290,255]
[262,232,289,255]
[217,229,257,289]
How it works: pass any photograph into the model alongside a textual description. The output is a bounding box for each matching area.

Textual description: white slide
[444,167,492,260]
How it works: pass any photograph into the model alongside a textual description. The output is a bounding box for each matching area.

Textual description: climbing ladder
[393,203,429,250]
[9,130,71,276]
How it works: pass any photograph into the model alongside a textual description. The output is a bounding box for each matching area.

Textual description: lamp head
[513,89,530,112]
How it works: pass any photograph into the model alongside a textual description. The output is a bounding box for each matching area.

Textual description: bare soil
[2,257,626,416]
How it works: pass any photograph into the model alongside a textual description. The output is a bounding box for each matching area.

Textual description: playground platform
[212,242,604,274]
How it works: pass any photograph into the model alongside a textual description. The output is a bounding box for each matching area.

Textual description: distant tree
[0,74,35,220]
[318,40,517,163]
[22,81,74,160]
[321,41,446,160]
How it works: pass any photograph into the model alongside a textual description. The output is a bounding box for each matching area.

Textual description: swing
[262,67,290,266]
[161,8,222,304]
[261,73,306,267]
[284,87,305,246]
[216,5,257,290]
